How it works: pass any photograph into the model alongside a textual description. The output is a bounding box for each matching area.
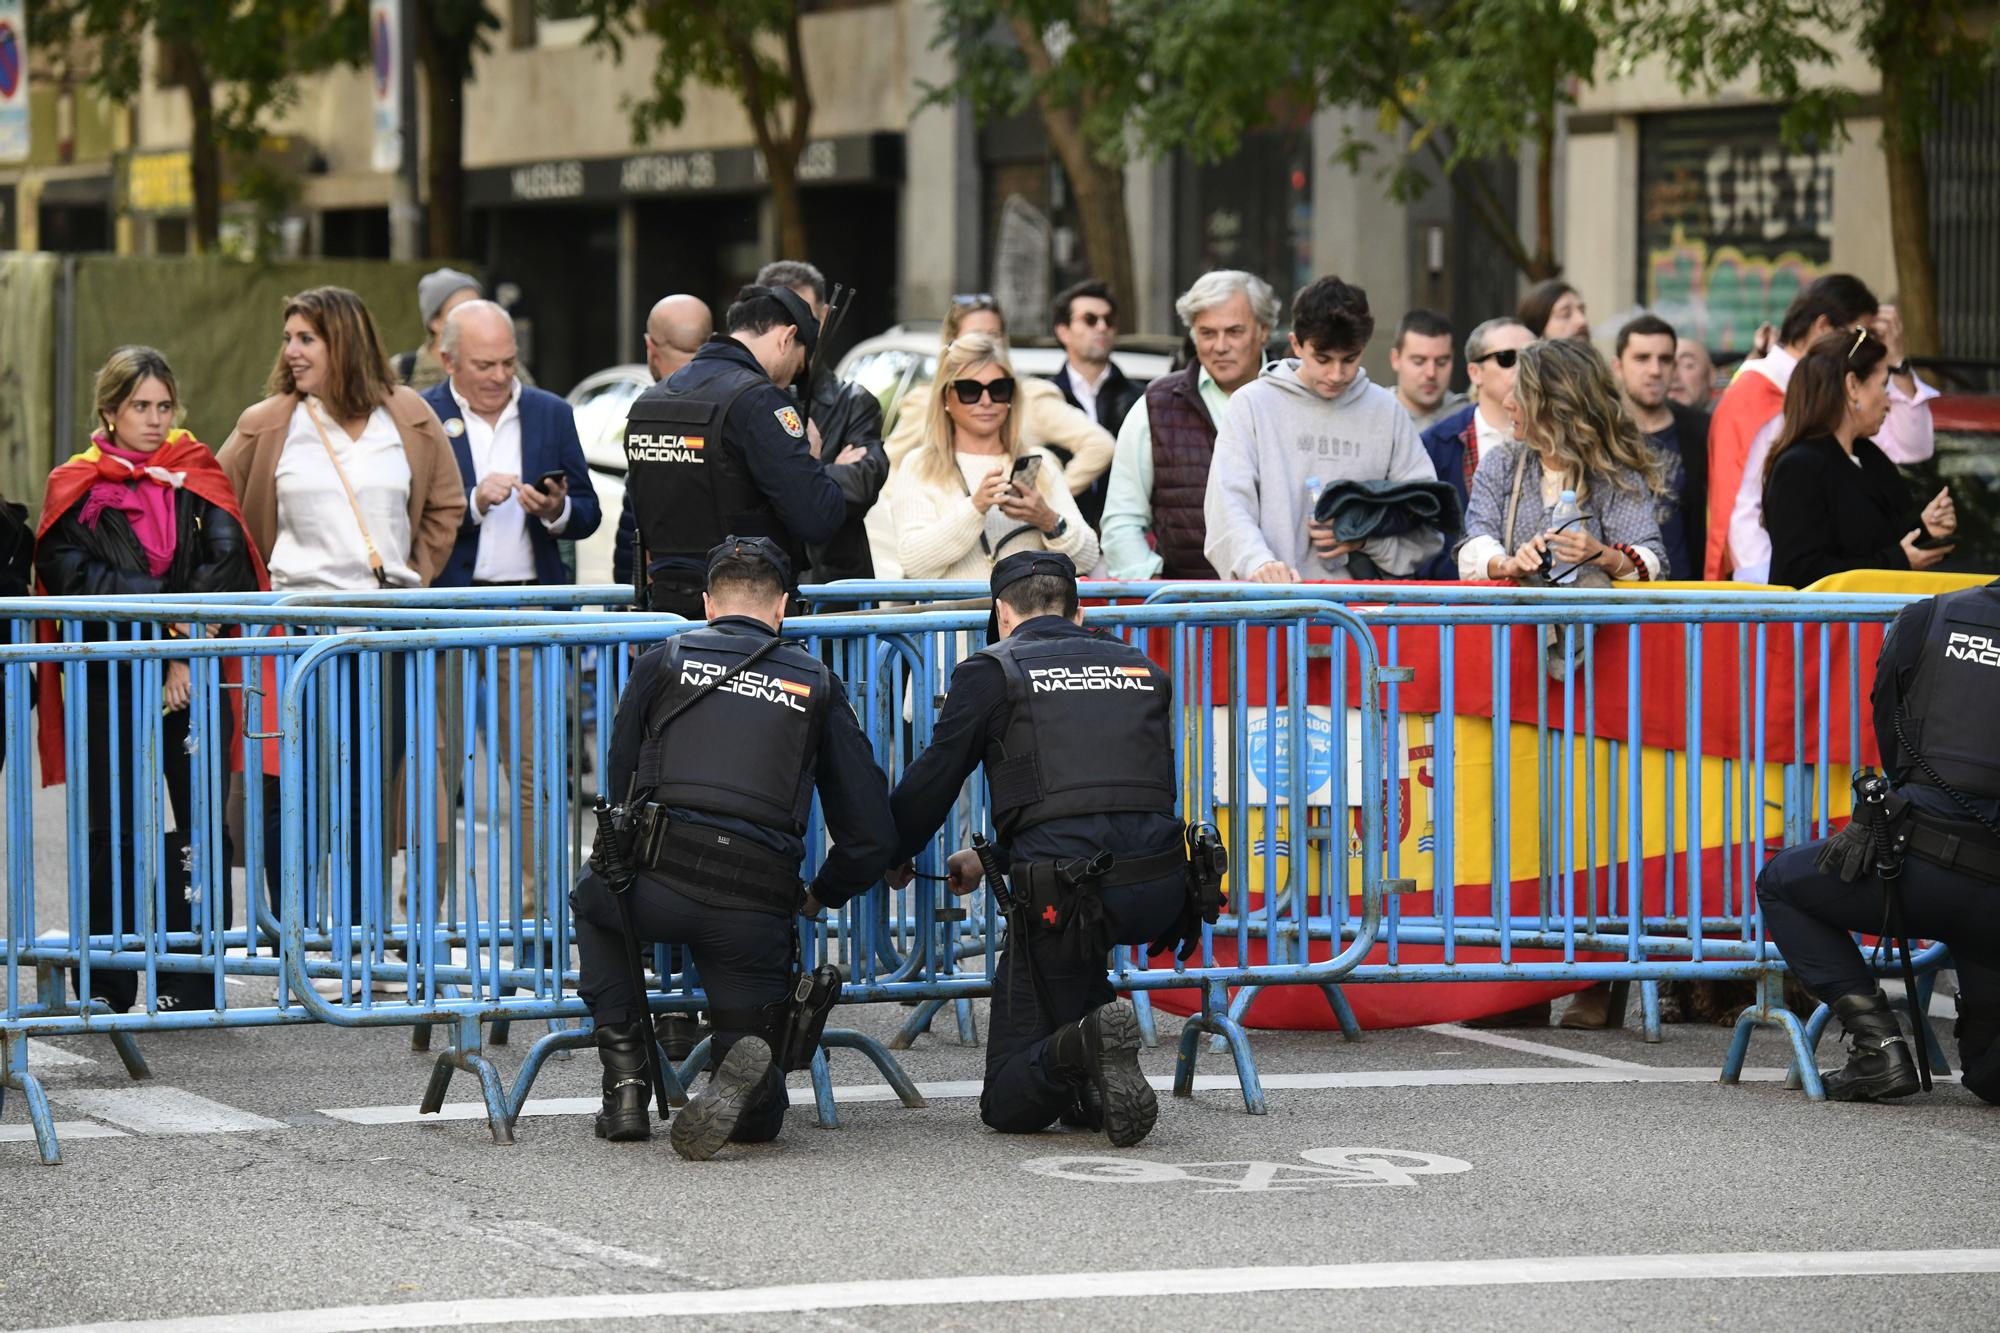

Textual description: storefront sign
[126,150,194,214]
[1641,107,1834,353]
[465,133,901,208]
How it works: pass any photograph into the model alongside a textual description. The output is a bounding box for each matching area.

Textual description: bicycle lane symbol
[1020,1147,1472,1193]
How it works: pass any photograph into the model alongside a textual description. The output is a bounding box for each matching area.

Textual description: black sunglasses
[951,377,1016,405]
[1471,348,1520,369]
[1074,310,1115,329]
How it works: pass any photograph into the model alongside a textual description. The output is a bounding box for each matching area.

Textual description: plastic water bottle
[1549,489,1583,585]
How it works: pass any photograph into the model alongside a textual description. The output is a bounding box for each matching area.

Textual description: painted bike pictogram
[1021,1147,1472,1193]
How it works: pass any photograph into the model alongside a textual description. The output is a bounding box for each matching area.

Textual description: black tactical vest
[623,365,779,566]
[1898,584,2000,800]
[979,630,1177,837]
[633,628,830,835]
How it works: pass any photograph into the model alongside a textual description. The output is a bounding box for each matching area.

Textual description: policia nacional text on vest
[622,286,823,616]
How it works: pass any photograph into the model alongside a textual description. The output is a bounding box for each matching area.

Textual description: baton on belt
[973,832,1057,1024]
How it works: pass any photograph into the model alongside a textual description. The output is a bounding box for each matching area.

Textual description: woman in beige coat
[218,286,465,961]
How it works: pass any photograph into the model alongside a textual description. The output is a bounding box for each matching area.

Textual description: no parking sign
[0,1,29,164]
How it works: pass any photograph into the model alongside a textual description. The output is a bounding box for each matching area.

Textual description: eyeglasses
[951,377,1016,405]
[1470,348,1520,369]
[1074,310,1115,329]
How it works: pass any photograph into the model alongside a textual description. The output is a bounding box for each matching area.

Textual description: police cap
[765,285,820,356]
[706,535,794,590]
[991,551,1077,599]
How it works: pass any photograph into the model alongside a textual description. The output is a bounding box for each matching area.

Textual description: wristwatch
[1047,517,1068,539]
[1890,359,1912,377]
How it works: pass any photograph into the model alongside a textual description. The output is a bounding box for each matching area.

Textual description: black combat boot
[1955,1000,2000,1106]
[1047,1002,1157,1148]
[655,1013,705,1061]
[1058,1080,1104,1131]
[671,1036,774,1161]
[594,1020,655,1142]
[1823,990,1921,1103]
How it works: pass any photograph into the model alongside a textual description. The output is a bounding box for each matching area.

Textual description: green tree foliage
[30,0,365,251]
[1611,0,2000,357]
[580,0,814,257]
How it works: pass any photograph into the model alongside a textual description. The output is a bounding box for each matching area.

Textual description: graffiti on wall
[1640,116,1834,353]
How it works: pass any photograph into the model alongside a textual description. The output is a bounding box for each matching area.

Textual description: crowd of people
[14,256,1971,1017]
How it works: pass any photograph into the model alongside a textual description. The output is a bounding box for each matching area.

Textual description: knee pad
[1955,1006,2000,1106]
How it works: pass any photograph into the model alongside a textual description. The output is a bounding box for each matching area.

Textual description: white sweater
[888,446,1099,580]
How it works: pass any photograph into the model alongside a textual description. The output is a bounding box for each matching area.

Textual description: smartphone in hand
[534,470,567,493]
[1009,454,1041,492]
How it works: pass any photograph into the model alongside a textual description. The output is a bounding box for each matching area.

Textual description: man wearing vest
[1756,581,2000,1105]
[887,552,1194,1147]
[622,287,846,614]
[573,536,898,1159]
[1099,270,1278,581]
[1706,274,1938,582]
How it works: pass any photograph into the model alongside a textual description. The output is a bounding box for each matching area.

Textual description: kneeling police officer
[889,552,1224,1147]
[575,536,897,1158]
[1757,579,2000,1105]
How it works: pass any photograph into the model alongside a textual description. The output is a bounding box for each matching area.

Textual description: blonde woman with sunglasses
[888,333,1098,580]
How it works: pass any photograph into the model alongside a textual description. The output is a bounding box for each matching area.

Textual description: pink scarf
[78,433,183,577]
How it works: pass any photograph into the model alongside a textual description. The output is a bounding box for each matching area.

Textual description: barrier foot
[1,1035,62,1165]
[1319,984,1362,1042]
[953,997,980,1046]
[809,1047,839,1129]
[821,1028,928,1110]
[1724,975,1825,1101]
[107,1030,152,1082]
[677,1036,714,1087]
[1173,983,1266,1115]
[1786,1004,1833,1091]
[1603,980,1633,1031]
[1132,988,1159,1048]
[411,1022,434,1054]
[1210,984,1258,1054]
[1915,972,1952,1075]
[888,998,945,1051]
[1639,980,1664,1044]
[418,1017,518,1143]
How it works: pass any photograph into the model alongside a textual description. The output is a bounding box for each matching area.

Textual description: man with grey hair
[1420,316,1535,517]
[753,259,887,582]
[1098,269,1278,579]
[422,298,600,923]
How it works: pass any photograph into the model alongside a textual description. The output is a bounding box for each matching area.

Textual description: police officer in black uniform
[622,286,846,615]
[573,536,898,1159]
[889,552,1200,1147]
[1757,580,2000,1105]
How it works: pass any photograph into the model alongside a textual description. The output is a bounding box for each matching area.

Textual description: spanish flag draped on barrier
[1144,572,1990,1030]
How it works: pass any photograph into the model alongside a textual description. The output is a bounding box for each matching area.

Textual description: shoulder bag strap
[1503,445,1530,555]
[302,398,390,588]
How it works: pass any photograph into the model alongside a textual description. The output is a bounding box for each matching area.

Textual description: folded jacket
[1313,478,1464,542]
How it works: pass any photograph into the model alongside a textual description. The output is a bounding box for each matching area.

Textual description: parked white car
[564,364,652,592]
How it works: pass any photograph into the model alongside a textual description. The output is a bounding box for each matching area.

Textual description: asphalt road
[3,980,1996,1332]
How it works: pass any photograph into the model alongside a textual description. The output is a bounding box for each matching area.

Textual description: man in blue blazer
[422,299,601,922]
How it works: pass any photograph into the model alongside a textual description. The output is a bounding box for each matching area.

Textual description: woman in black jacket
[36,346,261,1011]
[1762,328,1956,588]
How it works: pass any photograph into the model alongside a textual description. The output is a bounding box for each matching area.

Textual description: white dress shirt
[1066,359,1106,424]
[269,402,420,591]
[450,379,570,583]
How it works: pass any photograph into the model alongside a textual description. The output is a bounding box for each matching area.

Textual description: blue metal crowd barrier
[4,581,1966,1167]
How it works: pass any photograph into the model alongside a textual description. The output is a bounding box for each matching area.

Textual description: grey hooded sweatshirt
[1202,361,1445,580]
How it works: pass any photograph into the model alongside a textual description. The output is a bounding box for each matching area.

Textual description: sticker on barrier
[1019,1147,1473,1192]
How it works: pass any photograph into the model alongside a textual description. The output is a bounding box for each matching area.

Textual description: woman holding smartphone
[1762,328,1955,587]
[887,332,1099,579]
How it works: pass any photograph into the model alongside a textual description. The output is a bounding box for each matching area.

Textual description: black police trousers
[572,870,792,1142]
[981,873,1182,1134]
[1757,840,2000,1102]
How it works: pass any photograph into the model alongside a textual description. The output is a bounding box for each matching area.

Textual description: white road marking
[57,1087,286,1135]
[0,1121,127,1144]
[1422,1022,1655,1069]
[19,1249,2000,1331]
[23,1041,95,1067]
[320,1064,1797,1125]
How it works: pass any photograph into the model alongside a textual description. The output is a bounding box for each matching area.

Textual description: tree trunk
[767,148,808,259]
[1528,107,1559,281]
[415,6,471,260]
[1005,12,1136,311]
[1879,61,1942,358]
[172,41,222,253]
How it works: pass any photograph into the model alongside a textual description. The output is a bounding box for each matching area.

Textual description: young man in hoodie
[1202,277,1445,582]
